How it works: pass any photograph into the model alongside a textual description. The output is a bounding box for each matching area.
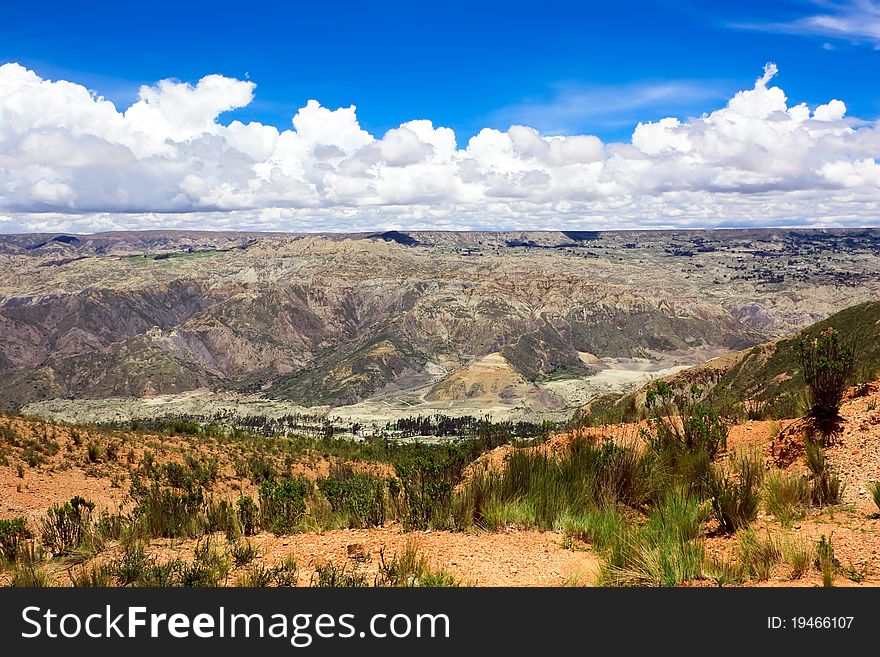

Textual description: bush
[259,477,310,534]
[138,559,182,587]
[271,556,299,587]
[205,499,238,538]
[317,466,387,528]
[236,496,259,536]
[69,562,115,587]
[181,538,230,587]
[395,457,453,531]
[131,481,206,538]
[39,496,96,556]
[115,544,151,585]
[706,453,762,534]
[645,381,729,460]
[310,560,369,587]
[87,441,105,463]
[0,516,31,564]
[230,540,259,567]
[795,330,856,429]
[235,563,273,587]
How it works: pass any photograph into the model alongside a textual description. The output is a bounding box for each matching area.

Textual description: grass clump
[229,540,259,567]
[764,471,810,523]
[10,559,51,587]
[815,535,838,587]
[310,560,369,588]
[68,562,116,587]
[783,538,814,580]
[804,440,844,506]
[706,452,762,534]
[737,529,781,581]
[235,563,273,587]
[871,481,880,514]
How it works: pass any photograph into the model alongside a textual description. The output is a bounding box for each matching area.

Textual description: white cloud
[0,61,878,231]
[733,1,880,48]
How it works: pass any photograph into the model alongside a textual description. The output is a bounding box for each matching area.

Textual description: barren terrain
[2,229,879,429]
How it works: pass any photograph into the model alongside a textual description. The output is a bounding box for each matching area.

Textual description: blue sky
[1,0,876,142]
[0,0,878,232]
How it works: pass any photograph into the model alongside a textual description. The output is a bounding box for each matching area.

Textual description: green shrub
[0,424,20,445]
[247,452,277,482]
[645,381,729,460]
[182,537,230,586]
[137,559,182,587]
[205,499,238,538]
[271,556,299,587]
[39,496,96,556]
[259,477,310,534]
[87,441,105,463]
[94,511,128,541]
[395,457,453,531]
[236,496,259,536]
[310,560,369,587]
[115,544,151,585]
[317,466,387,528]
[795,330,855,430]
[236,563,273,587]
[131,481,206,538]
[69,562,115,587]
[0,516,31,564]
[230,540,259,567]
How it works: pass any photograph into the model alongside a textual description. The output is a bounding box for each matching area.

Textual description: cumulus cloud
[0,61,878,232]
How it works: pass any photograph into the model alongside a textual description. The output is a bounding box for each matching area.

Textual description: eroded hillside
[2,228,878,424]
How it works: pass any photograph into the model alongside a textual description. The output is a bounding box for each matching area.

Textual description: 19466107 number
[768,616,854,629]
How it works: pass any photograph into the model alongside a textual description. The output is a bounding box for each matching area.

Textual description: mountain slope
[579,300,880,422]
[1,229,879,414]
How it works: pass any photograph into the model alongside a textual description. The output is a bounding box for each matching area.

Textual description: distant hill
[579,300,880,423]
[2,229,879,418]
[710,300,880,404]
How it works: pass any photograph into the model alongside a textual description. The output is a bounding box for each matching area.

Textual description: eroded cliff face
[1,228,878,414]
